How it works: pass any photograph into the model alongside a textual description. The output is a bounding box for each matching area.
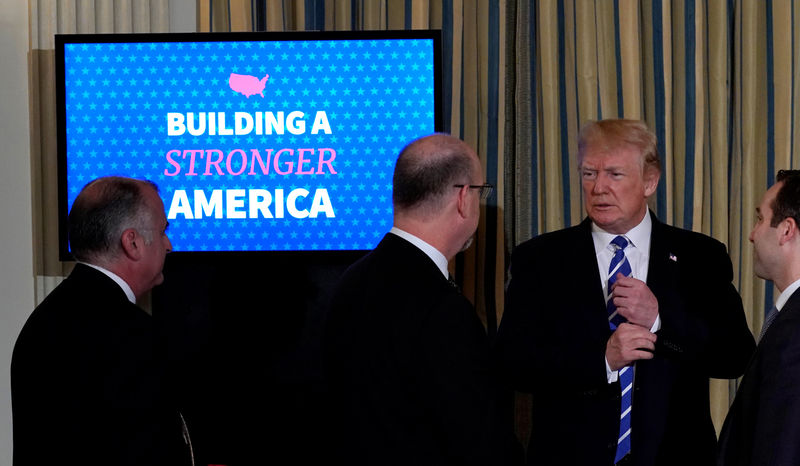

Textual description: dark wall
[153,251,364,465]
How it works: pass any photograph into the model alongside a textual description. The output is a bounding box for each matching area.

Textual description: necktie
[447,273,460,291]
[759,305,779,341]
[607,236,632,329]
[607,235,633,463]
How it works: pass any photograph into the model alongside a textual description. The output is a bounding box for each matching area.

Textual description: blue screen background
[63,37,436,251]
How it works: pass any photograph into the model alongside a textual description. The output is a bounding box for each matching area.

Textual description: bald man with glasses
[325,133,520,466]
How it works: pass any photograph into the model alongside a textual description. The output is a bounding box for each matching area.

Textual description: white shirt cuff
[606,358,618,383]
[650,313,662,332]
[606,313,660,384]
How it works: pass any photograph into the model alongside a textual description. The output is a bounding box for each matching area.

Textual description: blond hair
[578,119,661,175]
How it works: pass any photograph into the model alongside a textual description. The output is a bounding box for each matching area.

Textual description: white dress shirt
[776,277,800,312]
[591,211,661,382]
[81,262,137,304]
[389,227,449,279]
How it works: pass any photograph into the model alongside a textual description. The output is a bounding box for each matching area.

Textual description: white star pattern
[63,37,437,251]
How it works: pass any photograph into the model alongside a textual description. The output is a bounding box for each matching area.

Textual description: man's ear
[119,228,142,260]
[455,185,470,219]
[644,169,660,197]
[779,217,798,246]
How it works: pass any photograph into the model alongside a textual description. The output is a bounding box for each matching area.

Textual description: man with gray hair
[325,134,519,465]
[11,176,188,466]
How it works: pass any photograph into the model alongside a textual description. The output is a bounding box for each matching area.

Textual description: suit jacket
[495,214,755,466]
[11,264,190,466]
[717,289,800,465]
[325,233,520,466]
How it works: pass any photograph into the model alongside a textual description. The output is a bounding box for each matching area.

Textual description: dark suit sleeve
[418,293,514,466]
[11,272,187,466]
[495,240,610,393]
[495,237,620,464]
[653,238,755,378]
[747,327,800,464]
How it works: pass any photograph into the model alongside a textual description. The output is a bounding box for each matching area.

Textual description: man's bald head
[392,134,480,218]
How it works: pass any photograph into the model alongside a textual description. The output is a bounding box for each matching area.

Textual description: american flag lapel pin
[669,253,678,262]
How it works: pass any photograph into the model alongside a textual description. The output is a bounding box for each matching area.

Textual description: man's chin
[589,212,616,226]
[590,205,617,216]
[752,263,768,282]
[589,206,624,223]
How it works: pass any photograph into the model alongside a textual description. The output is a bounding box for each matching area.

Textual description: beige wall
[0,1,35,464]
[0,2,195,463]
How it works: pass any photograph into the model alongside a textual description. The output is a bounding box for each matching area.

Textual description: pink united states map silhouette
[228,73,270,98]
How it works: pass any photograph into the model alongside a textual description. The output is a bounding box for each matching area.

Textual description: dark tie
[607,235,633,463]
[447,273,459,291]
[759,305,779,341]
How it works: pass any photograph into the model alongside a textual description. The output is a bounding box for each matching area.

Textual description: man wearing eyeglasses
[325,133,520,465]
[495,119,755,465]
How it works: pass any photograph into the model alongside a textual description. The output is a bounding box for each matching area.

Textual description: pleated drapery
[211,0,793,437]
[196,0,510,339]
[28,0,800,445]
[506,0,797,434]
[29,0,171,309]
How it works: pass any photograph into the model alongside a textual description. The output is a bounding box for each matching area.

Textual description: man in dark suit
[495,119,755,465]
[11,176,191,466]
[325,134,519,465]
[718,169,800,465]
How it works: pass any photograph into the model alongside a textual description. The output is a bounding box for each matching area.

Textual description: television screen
[56,30,442,257]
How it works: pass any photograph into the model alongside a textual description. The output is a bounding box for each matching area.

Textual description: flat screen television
[56,30,442,258]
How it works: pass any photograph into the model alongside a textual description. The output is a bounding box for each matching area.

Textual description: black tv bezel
[55,29,444,261]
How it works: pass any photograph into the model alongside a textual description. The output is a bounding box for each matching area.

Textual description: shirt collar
[591,209,652,252]
[389,227,449,279]
[80,262,137,304]
[776,277,800,311]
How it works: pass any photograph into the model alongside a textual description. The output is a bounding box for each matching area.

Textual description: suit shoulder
[766,296,800,340]
[17,278,79,330]
[511,224,584,258]
[657,223,729,253]
[334,244,404,290]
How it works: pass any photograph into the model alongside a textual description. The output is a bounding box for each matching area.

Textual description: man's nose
[592,174,609,193]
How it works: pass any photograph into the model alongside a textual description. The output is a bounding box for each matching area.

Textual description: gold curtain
[194,0,800,440]
[199,0,509,333]
[29,0,171,306]
[506,0,800,436]
[29,0,800,450]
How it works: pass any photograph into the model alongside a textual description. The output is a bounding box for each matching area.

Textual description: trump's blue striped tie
[608,235,632,463]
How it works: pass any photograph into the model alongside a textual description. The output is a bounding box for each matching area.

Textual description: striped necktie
[447,273,460,291]
[608,235,633,463]
[759,305,779,342]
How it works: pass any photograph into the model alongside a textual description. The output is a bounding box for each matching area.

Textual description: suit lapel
[574,214,680,326]
[761,288,800,343]
[630,214,679,459]
[645,214,680,305]
[381,233,452,290]
[575,218,609,315]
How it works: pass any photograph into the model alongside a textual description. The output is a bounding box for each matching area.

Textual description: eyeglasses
[453,183,494,201]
